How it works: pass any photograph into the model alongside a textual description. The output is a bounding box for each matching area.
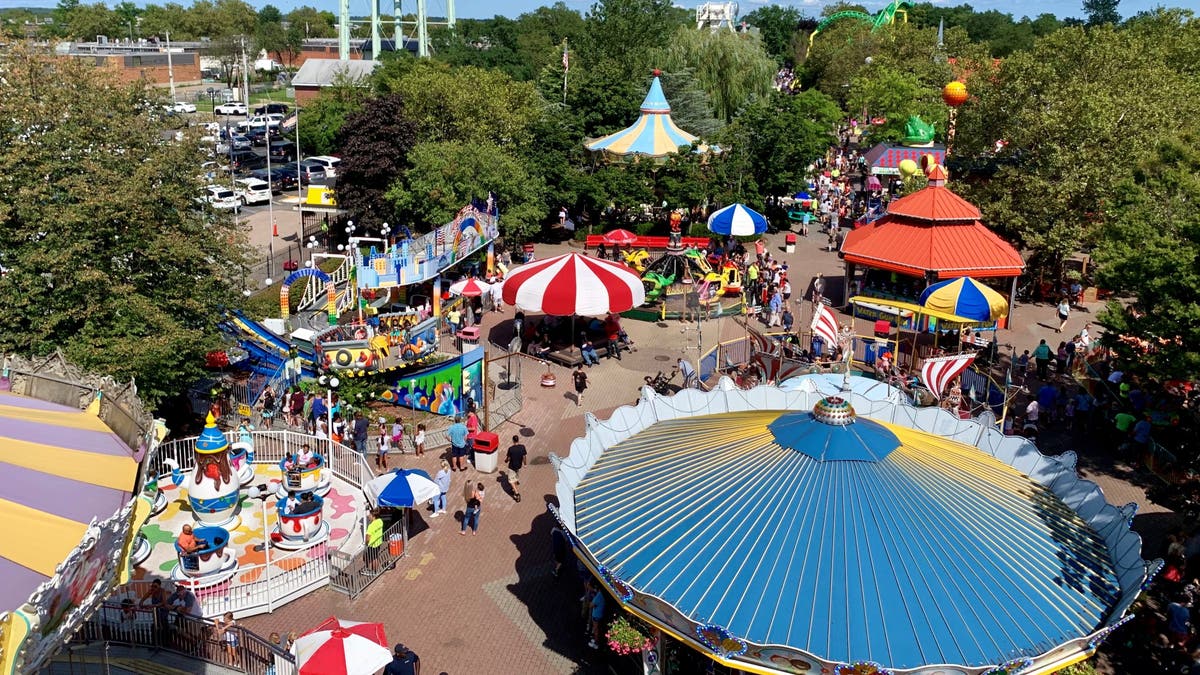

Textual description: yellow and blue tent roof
[0,392,139,613]
[585,77,698,158]
[919,276,1009,321]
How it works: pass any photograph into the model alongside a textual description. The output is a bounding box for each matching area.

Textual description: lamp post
[306,236,320,265]
[318,374,339,457]
[409,378,417,418]
[246,483,274,612]
[381,222,392,250]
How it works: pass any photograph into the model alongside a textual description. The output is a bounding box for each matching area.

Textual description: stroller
[644,370,677,396]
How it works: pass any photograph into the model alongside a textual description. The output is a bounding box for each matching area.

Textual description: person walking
[572,365,588,407]
[431,460,450,517]
[383,643,421,675]
[414,423,426,457]
[460,482,484,535]
[505,435,527,503]
[1032,339,1052,381]
[352,411,370,456]
[1056,297,1071,333]
[258,385,276,429]
[376,418,391,471]
[447,416,470,471]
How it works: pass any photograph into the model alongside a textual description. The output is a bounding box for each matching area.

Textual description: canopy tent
[585,76,698,160]
[919,276,1009,322]
[293,617,391,675]
[501,252,645,316]
[706,204,768,237]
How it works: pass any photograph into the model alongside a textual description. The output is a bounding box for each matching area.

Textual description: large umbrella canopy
[601,228,639,246]
[293,618,391,675]
[501,253,645,316]
[364,468,440,509]
[707,203,768,236]
[918,276,1009,322]
[449,277,492,298]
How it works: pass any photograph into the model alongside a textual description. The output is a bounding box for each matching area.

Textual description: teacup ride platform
[170,526,239,588]
[271,493,331,551]
[275,455,332,498]
[229,442,256,485]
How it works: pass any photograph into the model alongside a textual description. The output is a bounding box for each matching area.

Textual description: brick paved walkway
[242,232,1175,674]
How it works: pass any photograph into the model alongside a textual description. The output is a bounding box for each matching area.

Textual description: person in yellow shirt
[365,510,385,576]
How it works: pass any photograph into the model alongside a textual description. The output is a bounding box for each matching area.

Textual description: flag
[435,224,445,250]
[280,111,298,134]
[562,41,569,72]
[919,353,977,399]
[810,301,839,348]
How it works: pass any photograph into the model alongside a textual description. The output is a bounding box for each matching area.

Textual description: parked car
[169,101,197,114]
[268,140,296,162]
[214,102,248,116]
[197,185,240,211]
[216,134,252,155]
[250,166,297,193]
[243,127,270,146]
[254,103,290,116]
[227,149,266,173]
[281,160,326,185]
[237,114,284,132]
[234,178,272,206]
[305,155,341,178]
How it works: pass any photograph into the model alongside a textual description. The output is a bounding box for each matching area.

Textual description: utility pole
[339,0,351,60]
[240,37,251,111]
[370,0,381,60]
[165,30,176,103]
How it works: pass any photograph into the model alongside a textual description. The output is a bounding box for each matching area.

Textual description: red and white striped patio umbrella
[449,277,492,298]
[293,617,392,675]
[601,228,639,246]
[501,252,645,316]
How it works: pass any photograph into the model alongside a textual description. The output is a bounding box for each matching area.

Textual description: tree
[1093,137,1200,378]
[1083,0,1120,26]
[743,5,803,62]
[255,20,300,66]
[0,47,252,404]
[730,90,843,198]
[298,73,371,156]
[113,1,141,39]
[139,3,192,40]
[66,2,121,40]
[256,4,282,26]
[285,6,336,39]
[846,64,945,142]
[658,26,777,122]
[388,141,547,241]
[334,95,418,229]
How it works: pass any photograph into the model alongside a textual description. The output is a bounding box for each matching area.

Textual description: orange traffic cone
[272,220,279,237]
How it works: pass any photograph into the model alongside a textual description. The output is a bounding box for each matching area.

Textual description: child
[376,418,390,470]
[414,423,426,457]
[391,419,405,454]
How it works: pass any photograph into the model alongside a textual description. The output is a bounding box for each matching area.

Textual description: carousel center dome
[766,396,899,462]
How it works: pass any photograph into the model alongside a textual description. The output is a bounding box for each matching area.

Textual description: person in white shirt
[298,445,314,466]
[1025,399,1039,424]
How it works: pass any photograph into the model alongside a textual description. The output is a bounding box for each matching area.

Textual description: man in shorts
[505,435,527,503]
[447,416,470,471]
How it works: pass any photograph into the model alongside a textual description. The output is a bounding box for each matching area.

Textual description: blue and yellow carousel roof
[555,378,1155,674]
[195,413,229,455]
[585,76,698,158]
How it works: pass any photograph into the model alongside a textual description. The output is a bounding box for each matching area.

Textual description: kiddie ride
[272,492,331,550]
[314,308,438,376]
[277,454,332,499]
[169,416,243,587]
[640,248,742,302]
[171,526,239,588]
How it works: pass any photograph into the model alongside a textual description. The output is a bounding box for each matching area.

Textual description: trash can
[388,534,404,557]
[522,243,535,263]
[785,233,797,253]
[473,431,500,473]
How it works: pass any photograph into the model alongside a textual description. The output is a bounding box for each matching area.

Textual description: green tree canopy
[658,27,777,122]
[729,89,843,198]
[743,5,804,62]
[297,73,371,156]
[1084,0,1120,26]
[0,48,251,404]
[334,94,418,229]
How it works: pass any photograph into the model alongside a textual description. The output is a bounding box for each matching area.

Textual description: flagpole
[561,38,568,105]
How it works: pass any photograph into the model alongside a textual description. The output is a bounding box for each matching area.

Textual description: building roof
[291,58,379,87]
[0,391,139,612]
[555,377,1152,674]
[842,215,1025,278]
[885,183,981,222]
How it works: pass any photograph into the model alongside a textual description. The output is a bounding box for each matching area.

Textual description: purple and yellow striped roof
[585,77,698,158]
[0,392,139,612]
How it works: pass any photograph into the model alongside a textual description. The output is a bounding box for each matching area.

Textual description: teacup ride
[271,493,331,550]
[276,455,332,498]
[170,526,239,588]
[229,441,256,485]
[130,532,153,568]
[150,487,169,516]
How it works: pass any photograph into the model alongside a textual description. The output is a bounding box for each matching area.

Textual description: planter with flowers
[606,614,655,656]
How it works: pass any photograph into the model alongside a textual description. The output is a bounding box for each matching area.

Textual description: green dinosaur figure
[642,272,675,300]
[902,115,936,146]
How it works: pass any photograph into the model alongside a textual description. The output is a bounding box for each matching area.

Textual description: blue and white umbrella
[707,203,768,236]
[364,468,439,508]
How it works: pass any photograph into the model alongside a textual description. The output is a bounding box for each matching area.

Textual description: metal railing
[72,603,297,675]
[329,516,406,598]
[298,255,353,311]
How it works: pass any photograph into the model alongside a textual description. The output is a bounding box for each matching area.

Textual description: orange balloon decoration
[942,81,968,107]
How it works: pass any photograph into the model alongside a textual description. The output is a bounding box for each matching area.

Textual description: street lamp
[409,378,417,418]
[381,222,391,249]
[246,483,274,612]
[317,374,340,456]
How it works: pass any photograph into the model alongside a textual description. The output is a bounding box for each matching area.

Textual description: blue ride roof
[571,399,1124,670]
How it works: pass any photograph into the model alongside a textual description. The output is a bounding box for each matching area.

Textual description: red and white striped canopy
[501,252,645,316]
[919,352,977,399]
[810,302,841,346]
[449,277,492,298]
[293,617,392,675]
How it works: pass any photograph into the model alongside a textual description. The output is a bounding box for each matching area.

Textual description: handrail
[299,255,353,311]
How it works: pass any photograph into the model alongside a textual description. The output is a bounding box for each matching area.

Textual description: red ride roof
[842,214,1024,278]
[885,183,981,222]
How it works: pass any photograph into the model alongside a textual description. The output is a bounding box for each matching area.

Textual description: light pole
[318,374,339,457]
[381,222,392,250]
[247,484,274,612]
[409,378,417,418]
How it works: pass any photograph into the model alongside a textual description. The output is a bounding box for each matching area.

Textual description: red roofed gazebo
[841,166,1025,326]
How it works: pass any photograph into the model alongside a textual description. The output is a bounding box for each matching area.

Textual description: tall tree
[743,5,803,62]
[285,6,336,39]
[298,73,371,156]
[334,95,418,229]
[730,90,843,199]
[0,47,251,404]
[256,4,282,26]
[658,26,777,122]
[1083,0,1120,26]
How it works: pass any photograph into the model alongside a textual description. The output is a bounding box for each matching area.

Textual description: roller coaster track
[809,0,911,48]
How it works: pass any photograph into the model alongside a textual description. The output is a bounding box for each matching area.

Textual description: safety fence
[329,517,406,599]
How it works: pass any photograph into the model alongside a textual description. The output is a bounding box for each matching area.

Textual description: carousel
[552,375,1157,675]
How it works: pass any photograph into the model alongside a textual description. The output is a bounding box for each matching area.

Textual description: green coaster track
[808,0,911,48]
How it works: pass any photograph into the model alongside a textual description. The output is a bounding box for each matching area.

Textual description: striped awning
[0,392,139,612]
[585,77,698,159]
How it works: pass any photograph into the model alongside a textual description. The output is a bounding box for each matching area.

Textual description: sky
[6,0,1198,22]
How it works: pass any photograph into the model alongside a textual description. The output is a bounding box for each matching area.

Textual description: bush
[605,615,654,656]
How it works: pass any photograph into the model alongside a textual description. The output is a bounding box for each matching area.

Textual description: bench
[583,235,712,251]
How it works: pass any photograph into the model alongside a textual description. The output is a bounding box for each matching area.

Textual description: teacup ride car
[271,493,330,550]
[130,532,153,567]
[170,526,239,588]
[229,441,255,485]
[276,454,332,498]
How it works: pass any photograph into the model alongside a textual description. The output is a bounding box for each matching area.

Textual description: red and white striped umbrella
[601,228,639,246]
[449,277,492,298]
[501,252,645,316]
[293,617,392,675]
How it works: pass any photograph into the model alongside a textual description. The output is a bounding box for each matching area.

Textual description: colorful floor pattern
[136,465,359,581]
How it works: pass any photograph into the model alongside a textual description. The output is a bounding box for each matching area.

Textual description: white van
[234,178,272,206]
[305,155,341,178]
